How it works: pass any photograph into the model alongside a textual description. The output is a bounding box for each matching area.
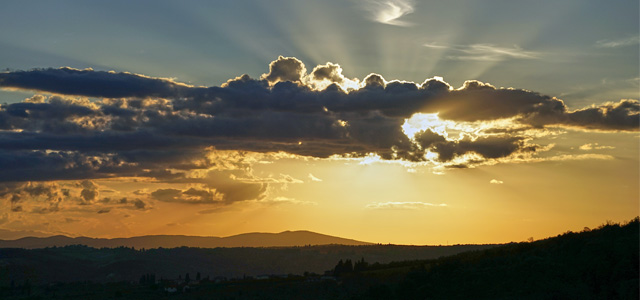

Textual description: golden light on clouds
[0,55,637,245]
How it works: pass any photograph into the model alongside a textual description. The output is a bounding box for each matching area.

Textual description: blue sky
[1,0,637,105]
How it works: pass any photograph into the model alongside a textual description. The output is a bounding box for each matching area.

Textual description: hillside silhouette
[0,218,636,299]
[350,217,639,300]
[0,230,371,249]
[0,244,494,284]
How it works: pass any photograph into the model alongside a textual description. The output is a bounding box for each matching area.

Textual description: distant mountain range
[0,230,372,249]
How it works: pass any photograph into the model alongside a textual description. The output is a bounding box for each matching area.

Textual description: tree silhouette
[333,258,355,276]
[354,257,369,272]
[344,259,353,273]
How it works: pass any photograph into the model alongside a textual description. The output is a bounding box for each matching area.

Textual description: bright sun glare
[401,113,448,139]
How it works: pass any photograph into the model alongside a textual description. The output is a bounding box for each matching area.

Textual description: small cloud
[308,173,323,182]
[133,199,146,209]
[578,143,615,151]
[366,201,447,210]
[362,0,415,26]
[280,174,304,184]
[133,189,149,196]
[261,196,317,206]
[540,153,614,162]
[490,179,504,184]
[596,36,640,48]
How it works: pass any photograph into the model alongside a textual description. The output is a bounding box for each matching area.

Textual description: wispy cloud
[263,197,317,206]
[366,201,447,210]
[363,0,415,26]
[578,143,615,151]
[489,179,504,184]
[424,43,540,61]
[596,36,640,48]
[308,173,323,182]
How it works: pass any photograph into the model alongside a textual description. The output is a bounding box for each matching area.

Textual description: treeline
[350,217,639,300]
[332,258,368,276]
[0,243,494,285]
[0,218,636,299]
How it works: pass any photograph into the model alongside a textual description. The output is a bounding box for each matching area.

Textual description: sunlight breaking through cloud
[0,55,636,183]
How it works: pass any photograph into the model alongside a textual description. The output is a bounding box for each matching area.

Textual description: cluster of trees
[139,272,205,285]
[332,257,369,276]
[354,217,639,299]
[178,272,202,283]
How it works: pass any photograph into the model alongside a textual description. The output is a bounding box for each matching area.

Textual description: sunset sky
[0,0,638,245]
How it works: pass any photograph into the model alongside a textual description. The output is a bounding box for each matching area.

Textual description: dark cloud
[559,100,638,131]
[310,62,345,84]
[363,73,386,89]
[397,128,536,164]
[0,67,193,98]
[79,180,99,204]
[148,170,267,205]
[133,199,146,210]
[0,57,636,184]
[0,181,149,214]
[0,182,65,213]
[204,171,268,204]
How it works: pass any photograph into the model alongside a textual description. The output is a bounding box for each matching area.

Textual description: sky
[0,0,638,245]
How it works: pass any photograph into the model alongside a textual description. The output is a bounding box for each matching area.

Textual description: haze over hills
[0,230,372,249]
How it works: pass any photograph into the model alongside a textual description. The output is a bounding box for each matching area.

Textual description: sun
[401,113,449,139]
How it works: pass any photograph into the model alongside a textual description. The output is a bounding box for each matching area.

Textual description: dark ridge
[0,230,371,249]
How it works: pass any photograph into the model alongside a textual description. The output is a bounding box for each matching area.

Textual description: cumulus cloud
[261,56,307,85]
[310,62,345,84]
[490,179,504,184]
[0,56,636,184]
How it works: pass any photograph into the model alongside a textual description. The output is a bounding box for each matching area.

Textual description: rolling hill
[0,230,371,249]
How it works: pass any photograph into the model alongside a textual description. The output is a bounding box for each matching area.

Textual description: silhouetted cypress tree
[344,259,353,273]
